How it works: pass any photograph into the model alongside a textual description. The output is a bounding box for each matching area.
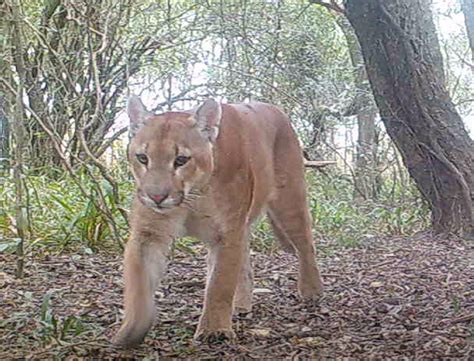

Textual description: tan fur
[113,100,324,347]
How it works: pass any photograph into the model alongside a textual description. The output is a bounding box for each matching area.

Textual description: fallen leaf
[249,328,271,337]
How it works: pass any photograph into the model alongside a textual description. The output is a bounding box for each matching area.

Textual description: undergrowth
[0,168,133,254]
[0,167,430,255]
[251,170,430,252]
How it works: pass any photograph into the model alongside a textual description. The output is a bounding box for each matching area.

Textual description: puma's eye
[136,153,148,165]
[174,155,190,168]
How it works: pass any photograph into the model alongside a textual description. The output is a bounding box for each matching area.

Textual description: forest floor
[1,232,473,359]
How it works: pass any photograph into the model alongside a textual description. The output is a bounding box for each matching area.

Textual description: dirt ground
[1,233,472,359]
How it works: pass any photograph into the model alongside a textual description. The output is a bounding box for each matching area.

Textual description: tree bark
[0,2,10,175]
[9,0,29,277]
[461,0,474,62]
[0,94,9,175]
[337,16,378,200]
[345,0,474,238]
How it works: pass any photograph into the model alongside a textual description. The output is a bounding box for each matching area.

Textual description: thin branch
[308,0,345,14]
[304,160,337,168]
[212,64,305,106]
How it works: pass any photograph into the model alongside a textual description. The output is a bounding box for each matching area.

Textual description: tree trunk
[355,109,377,199]
[345,0,474,238]
[337,16,378,200]
[9,0,29,277]
[461,0,474,62]
[0,3,10,175]
[0,94,9,175]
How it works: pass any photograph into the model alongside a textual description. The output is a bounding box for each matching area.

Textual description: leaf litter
[0,232,472,359]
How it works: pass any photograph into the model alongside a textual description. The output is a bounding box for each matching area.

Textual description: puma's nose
[149,193,168,205]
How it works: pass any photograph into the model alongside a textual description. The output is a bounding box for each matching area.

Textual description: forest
[0,0,473,358]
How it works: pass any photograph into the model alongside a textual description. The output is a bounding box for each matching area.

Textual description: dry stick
[449,313,474,324]
[94,125,128,159]
[86,16,106,132]
[304,160,337,168]
[446,42,474,72]
[6,16,131,245]
[7,5,154,247]
[24,8,138,154]
[27,333,109,358]
[83,20,129,225]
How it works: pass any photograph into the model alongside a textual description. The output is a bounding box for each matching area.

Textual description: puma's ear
[128,96,151,136]
[194,99,222,143]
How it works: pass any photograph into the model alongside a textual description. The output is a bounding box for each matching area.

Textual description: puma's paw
[112,323,149,348]
[298,281,324,301]
[112,332,145,349]
[234,304,252,314]
[194,328,236,343]
[234,298,252,314]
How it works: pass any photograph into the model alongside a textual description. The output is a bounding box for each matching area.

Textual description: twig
[304,160,337,168]
[211,64,304,107]
[308,0,345,14]
[449,313,474,324]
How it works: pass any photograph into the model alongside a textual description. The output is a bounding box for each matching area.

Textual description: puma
[113,96,324,347]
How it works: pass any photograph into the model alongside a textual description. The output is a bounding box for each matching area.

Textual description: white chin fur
[139,194,179,213]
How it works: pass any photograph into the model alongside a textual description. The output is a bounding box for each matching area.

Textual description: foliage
[0,163,429,254]
[307,171,430,247]
[434,0,474,119]
[0,166,133,254]
[38,292,88,345]
[199,1,354,156]
[251,169,430,252]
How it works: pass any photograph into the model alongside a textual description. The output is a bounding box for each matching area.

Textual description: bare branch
[304,160,337,168]
[308,0,345,14]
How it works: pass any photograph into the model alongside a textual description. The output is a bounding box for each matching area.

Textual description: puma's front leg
[113,238,171,347]
[195,229,245,342]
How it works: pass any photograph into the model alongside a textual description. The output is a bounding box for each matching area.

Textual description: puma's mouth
[150,205,178,214]
[138,191,184,213]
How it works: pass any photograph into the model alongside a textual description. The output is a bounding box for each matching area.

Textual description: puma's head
[127,96,221,213]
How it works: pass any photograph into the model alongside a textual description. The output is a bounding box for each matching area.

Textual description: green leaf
[0,238,20,253]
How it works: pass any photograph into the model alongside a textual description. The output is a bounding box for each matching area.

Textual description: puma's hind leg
[268,191,323,300]
[268,204,323,299]
[268,117,323,299]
